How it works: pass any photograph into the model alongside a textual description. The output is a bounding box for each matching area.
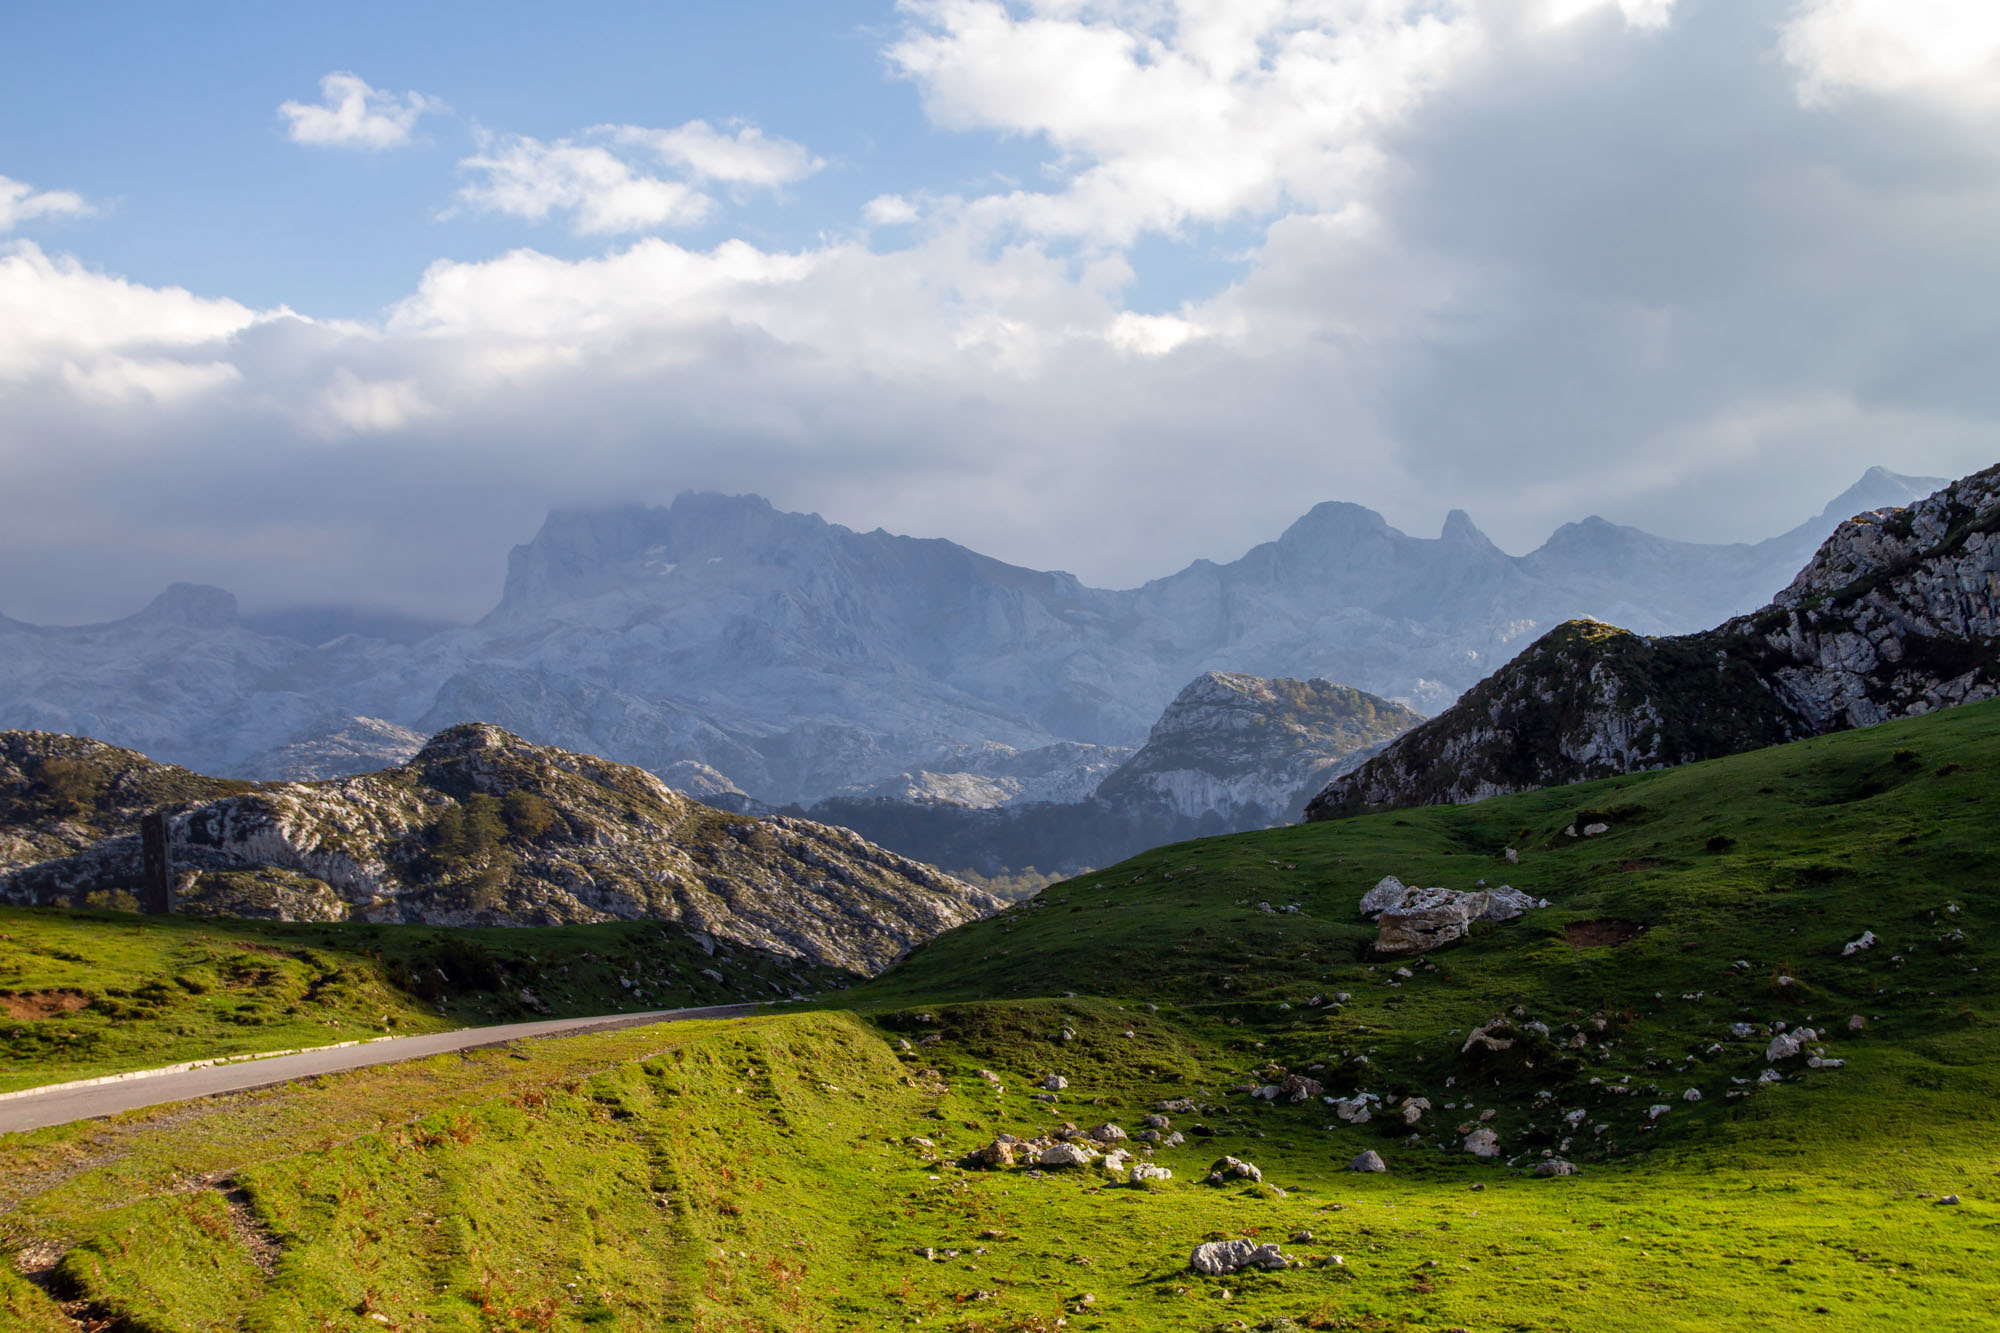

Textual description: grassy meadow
[2,699,1998,1329]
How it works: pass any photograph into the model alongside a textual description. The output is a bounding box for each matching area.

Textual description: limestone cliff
[1308,464,2000,817]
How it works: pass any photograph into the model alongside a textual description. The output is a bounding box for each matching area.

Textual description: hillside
[2,695,1995,1330]
[1309,463,2000,817]
[0,724,998,976]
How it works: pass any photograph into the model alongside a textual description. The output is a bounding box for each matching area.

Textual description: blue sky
[2,1,1998,622]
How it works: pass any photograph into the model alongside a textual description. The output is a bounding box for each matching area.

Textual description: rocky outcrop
[1308,465,2000,817]
[0,724,1000,975]
[1094,673,1420,826]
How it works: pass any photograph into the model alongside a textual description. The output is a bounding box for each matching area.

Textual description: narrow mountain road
[0,1004,760,1135]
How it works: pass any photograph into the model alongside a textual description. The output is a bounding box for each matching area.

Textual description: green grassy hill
[2,700,1997,1329]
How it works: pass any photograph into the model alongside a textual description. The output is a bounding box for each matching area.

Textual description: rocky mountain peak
[1439,508,1500,552]
[135,583,239,629]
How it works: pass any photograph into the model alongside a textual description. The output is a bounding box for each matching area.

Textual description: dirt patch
[220,1183,283,1276]
[230,942,298,959]
[1618,858,1664,873]
[1565,919,1645,949]
[0,989,91,1020]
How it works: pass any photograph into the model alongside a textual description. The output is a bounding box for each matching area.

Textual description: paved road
[0,1005,758,1135]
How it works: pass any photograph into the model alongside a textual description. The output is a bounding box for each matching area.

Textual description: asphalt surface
[0,1004,758,1135]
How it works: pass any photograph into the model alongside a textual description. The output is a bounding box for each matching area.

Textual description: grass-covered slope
[2,702,1997,1330]
[0,909,853,1092]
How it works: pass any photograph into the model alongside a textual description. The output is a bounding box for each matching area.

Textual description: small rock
[1682,1088,1702,1103]
[1842,930,1877,956]
[1938,1194,1961,1206]
[1089,1123,1128,1143]
[1463,1129,1500,1158]
[1504,847,1520,864]
[1041,1073,1068,1091]
[1534,1159,1581,1177]
[1847,1014,1866,1032]
[1038,1143,1092,1169]
[1347,1150,1388,1173]
[1129,1163,1172,1185]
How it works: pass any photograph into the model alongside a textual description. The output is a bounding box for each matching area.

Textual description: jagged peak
[1440,508,1501,551]
[413,722,532,762]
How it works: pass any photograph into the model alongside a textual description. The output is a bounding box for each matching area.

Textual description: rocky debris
[1089,1123,1127,1144]
[1682,1088,1702,1102]
[1189,1239,1290,1276]
[1401,1097,1431,1126]
[976,1140,1016,1168]
[1142,1113,1171,1129]
[1462,1019,1516,1054]
[1347,1150,1388,1173]
[1129,1163,1172,1185]
[1647,1105,1670,1122]
[1843,931,1878,955]
[1041,1074,1069,1091]
[1534,1159,1581,1177]
[1309,465,2000,817]
[1206,1156,1263,1185]
[1938,1195,1961,1206]
[1731,1023,1758,1039]
[1279,1074,1324,1103]
[1463,1129,1500,1158]
[1038,1144,1094,1169]
[1504,847,1520,864]
[1156,1097,1198,1114]
[1582,822,1609,837]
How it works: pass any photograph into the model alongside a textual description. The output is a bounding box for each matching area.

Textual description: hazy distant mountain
[0,467,1941,808]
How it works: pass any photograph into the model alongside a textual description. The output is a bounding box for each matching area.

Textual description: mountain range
[0,467,1939,810]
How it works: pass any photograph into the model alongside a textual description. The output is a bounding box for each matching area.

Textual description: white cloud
[456,133,714,234]
[279,72,441,149]
[614,120,822,185]
[0,175,92,233]
[1783,0,2000,108]
[311,369,435,435]
[864,193,922,225]
[0,241,268,383]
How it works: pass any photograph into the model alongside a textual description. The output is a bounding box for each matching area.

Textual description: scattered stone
[1279,1074,1324,1103]
[1807,1056,1846,1069]
[1938,1195,1961,1206]
[1359,875,1411,916]
[1089,1123,1128,1143]
[1189,1239,1289,1275]
[1463,1129,1500,1158]
[1038,1144,1092,1169]
[1582,822,1610,837]
[1401,1097,1431,1126]
[1682,1088,1702,1103]
[1157,1097,1198,1114]
[1347,1150,1388,1173]
[1766,1032,1807,1062]
[1647,1104,1670,1122]
[1848,1014,1867,1032]
[978,1140,1016,1168]
[1730,1023,1757,1039]
[1142,1113,1171,1129]
[1534,1159,1581,1177]
[1206,1156,1263,1184]
[1463,1019,1516,1054]
[1041,1073,1068,1091]
[1843,930,1878,956]
[1129,1163,1172,1185]
[1504,847,1520,864]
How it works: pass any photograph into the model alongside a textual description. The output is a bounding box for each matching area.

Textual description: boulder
[1462,1019,1516,1054]
[1376,890,1479,954]
[1843,930,1877,956]
[1129,1163,1172,1185]
[1582,822,1610,837]
[1534,1159,1581,1177]
[1189,1239,1289,1276]
[1401,1097,1431,1126]
[1463,1128,1500,1158]
[1205,1155,1263,1184]
[1347,1150,1388,1173]
[977,1140,1016,1167]
[1359,875,1412,916]
[1038,1143,1092,1168]
[1477,885,1543,921]
[1280,1074,1324,1103]
[1041,1073,1068,1091]
[1089,1123,1128,1143]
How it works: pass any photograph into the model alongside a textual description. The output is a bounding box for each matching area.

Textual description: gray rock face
[0,724,999,975]
[1310,465,2000,817]
[0,472,1932,813]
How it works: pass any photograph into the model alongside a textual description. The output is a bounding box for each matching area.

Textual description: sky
[2,0,1997,624]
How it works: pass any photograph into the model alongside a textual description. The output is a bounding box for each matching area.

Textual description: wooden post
[140,810,172,915]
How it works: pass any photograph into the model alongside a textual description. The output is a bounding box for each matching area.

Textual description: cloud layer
[2,2,1997,625]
